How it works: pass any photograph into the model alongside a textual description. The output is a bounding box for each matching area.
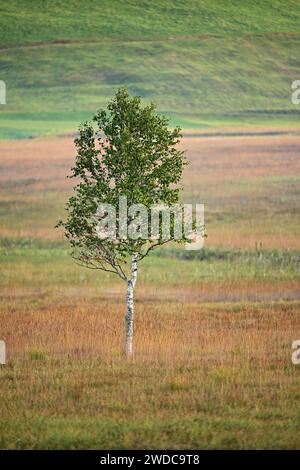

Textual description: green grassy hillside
[0,0,300,138]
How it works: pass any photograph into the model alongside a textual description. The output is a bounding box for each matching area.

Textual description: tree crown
[57,88,187,281]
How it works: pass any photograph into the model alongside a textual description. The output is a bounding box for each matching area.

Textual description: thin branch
[137,239,170,261]
[71,254,127,282]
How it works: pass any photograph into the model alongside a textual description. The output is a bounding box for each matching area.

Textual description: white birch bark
[125,254,137,356]
[0,340,5,364]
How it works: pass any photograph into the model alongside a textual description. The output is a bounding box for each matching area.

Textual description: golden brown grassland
[0,133,299,449]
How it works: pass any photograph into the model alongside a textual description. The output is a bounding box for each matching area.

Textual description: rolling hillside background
[0,0,300,138]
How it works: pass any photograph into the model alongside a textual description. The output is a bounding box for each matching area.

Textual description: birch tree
[57,89,187,355]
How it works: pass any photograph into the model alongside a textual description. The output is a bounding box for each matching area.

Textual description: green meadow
[1,0,300,138]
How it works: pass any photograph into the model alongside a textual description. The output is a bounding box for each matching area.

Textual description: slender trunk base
[125,280,134,356]
[125,254,137,356]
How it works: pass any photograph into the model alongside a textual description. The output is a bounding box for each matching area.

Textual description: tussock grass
[0,299,300,449]
[0,133,299,448]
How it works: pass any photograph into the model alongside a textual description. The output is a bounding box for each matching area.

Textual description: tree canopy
[57,88,187,280]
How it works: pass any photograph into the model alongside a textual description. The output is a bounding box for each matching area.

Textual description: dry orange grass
[0,132,299,247]
[181,134,300,249]
[0,297,300,448]
[2,295,300,364]
[0,130,299,448]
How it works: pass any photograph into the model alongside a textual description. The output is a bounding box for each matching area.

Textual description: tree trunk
[125,254,137,356]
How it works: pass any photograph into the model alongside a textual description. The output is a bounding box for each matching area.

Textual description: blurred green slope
[0,0,300,138]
